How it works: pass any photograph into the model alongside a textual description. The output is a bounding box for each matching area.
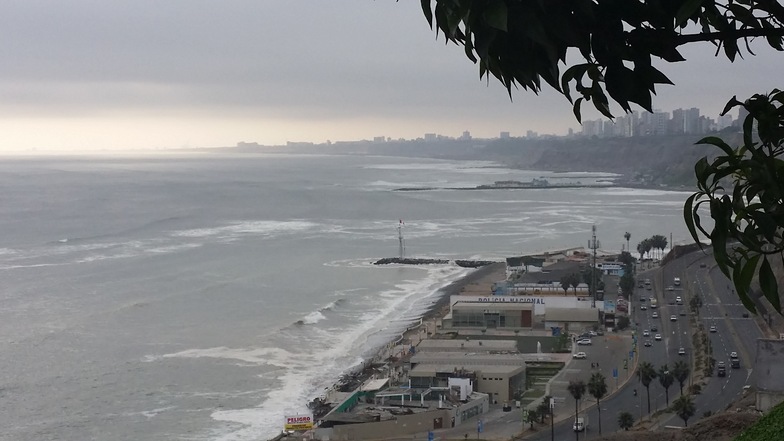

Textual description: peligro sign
[284,414,314,431]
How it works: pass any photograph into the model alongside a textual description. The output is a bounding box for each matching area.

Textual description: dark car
[717,361,726,377]
[651,326,658,332]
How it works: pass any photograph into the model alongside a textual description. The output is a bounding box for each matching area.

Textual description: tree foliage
[420,0,784,120]
[637,361,658,414]
[617,411,635,431]
[588,372,608,434]
[419,1,784,313]
[568,380,587,426]
[658,364,675,406]
[673,394,696,427]
[685,91,784,316]
[672,360,691,396]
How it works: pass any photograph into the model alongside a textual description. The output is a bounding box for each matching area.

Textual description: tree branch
[674,27,784,45]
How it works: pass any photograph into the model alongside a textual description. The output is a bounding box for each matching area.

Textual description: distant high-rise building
[526,130,538,138]
[460,131,472,140]
[500,131,510,139]
[684,108,700,134]
[424,133,437,142]
[373,136,386,143]
[717,114,733,130]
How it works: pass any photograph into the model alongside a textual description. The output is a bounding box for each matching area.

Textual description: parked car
[577,338,592,346]
[655,334,662,341]
[573,352,587,359]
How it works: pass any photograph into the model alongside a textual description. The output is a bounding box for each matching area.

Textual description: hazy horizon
[2,1,783,152]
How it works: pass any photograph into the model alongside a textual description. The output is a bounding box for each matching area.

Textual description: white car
[573,351,587,359]
[679,347,686,355]
[643,330,650,337]
[652,312,659,318]
[655,334,662,341]
[577,338,592,346]
[640,305,648,310]
[730,351,738,358]
[675,296,682,303]
[666,285,675,291]
[709,325,717,333]
[670,315,678,321]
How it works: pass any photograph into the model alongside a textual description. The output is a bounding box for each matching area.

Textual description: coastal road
[656,251,763,427]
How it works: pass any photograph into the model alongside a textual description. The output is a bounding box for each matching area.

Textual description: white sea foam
[172,220,318,240]
[202,263,469,441]
[299,311,326,325]
[162,346,296,367]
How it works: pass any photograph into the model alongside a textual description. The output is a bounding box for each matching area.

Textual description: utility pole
[588,225,600,308]
[398,219,405,259]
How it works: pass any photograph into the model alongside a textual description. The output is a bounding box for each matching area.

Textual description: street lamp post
[550,397,555,441]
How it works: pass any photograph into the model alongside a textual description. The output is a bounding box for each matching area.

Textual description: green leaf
[696,136,735,156]
[760,258,781,313]
[483,0,508,32]
[675,0,705,27]
[683,193,703,245]
[421,0,433,28]
[573,97,584,122]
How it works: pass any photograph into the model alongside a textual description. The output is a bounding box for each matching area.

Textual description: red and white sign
[284,414,314,431]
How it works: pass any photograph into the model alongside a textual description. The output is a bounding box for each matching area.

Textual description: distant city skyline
[272,104,745,147]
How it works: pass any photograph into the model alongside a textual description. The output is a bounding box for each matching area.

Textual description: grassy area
[733,400,784,441]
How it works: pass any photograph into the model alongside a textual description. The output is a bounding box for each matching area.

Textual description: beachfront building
[314,376,491,440]
[543,308,601,333]
[441,295,604,331]
[408,352,527,405]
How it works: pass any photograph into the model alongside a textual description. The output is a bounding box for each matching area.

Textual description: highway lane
[526,279,673,440]
[657,252,762,427]
[526,250,765,440]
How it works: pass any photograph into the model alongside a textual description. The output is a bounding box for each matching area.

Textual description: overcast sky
[2,1,784,152]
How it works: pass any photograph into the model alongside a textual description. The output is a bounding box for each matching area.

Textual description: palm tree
[537,398,551,424]
[637,361,658,414]
[560,275,571,296]
[527,408,538,429]
[567,380,586,440]
[672,361,690,396]
[568,273,581,295]
[657,365,675,406]
[650,234,668,259]
[624,231,631,253]
[588,372,608,435]
[617,411,635,430]
[672,395,696,426]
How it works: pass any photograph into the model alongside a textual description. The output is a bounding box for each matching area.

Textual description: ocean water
[0,153,695,440]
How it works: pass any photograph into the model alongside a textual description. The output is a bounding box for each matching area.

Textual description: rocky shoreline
[306,262,506,420]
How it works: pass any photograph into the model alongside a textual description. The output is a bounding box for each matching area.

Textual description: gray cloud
[1,1,782,148]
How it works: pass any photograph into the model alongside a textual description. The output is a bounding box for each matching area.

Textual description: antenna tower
[398,220,405,259]
[588,225,601,308]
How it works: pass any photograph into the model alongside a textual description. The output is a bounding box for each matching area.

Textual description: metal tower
[398,220,405,259]
[588,225,600,308]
